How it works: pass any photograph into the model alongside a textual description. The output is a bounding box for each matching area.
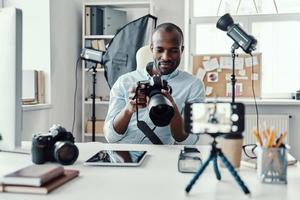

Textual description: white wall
[49,0,83,141]
[4,0,52,140]
[4,0,51,103]
[22,108,50,141]
[4,0,82,141]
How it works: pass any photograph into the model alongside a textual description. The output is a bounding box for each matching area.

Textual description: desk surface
[1,143,299,200]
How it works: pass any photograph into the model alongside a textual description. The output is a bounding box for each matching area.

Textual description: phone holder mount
[185,132,251,195]
[184,102,250,195]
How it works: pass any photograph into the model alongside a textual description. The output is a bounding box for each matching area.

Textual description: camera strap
[135,64,164,144]
[137,121,163,145]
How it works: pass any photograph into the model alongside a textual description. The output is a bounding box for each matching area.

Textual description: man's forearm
[170,106,188,142]
[113,108,134,135]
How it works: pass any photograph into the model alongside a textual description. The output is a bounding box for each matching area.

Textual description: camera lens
[148,94,174,126]
[152,104,168,114]
[53,141,79,165]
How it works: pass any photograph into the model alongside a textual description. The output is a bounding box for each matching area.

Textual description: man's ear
[181,45,184,52]
[150,44,154,52]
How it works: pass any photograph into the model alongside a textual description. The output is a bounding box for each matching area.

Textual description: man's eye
[171,49,180,53]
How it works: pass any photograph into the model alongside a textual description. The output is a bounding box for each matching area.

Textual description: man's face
[150,30,183,75]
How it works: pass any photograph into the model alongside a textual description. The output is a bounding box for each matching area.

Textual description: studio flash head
[80,48,104,64]
[216,13,257,54]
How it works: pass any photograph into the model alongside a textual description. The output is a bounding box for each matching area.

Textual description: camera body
[32,125,79,165]
[136,76,172,104]
[135,76,174,127]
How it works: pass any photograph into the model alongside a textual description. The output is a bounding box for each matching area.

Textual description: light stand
[80,48,105,142]
[86,63,98,142]
[216,13,257,103]
[90,64,97,142]
[185,133,251,195]
[231,42,239,103]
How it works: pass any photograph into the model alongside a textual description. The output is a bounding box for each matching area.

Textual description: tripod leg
[218,152,251,195]
[213,156,221,180]
[185,153,214,194]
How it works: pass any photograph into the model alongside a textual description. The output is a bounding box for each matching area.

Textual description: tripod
[185,135,250,195]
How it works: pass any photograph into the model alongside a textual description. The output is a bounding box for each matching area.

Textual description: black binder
[91,6,103,35]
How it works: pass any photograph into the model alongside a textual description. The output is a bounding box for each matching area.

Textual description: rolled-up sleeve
[104,77,129,143]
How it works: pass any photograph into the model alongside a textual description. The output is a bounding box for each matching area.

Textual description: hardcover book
[0,169,79,194]
[2,165,64,186]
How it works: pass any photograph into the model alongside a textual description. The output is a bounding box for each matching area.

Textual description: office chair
[136,45,153,71]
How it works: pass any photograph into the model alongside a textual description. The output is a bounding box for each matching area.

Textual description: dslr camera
[135,75,174,127]
[31,125,79,165]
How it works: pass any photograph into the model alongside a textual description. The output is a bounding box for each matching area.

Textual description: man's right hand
[112,84,148,135]
[126,84,148,114]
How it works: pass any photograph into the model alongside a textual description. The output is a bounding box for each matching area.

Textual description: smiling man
[104,23,205,144]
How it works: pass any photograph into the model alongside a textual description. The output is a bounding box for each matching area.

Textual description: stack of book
[0,165,79,194]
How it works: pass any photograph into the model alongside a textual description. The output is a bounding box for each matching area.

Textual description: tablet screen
[84,150,147,166]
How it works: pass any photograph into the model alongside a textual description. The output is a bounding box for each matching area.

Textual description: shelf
[85,100,109,105]
[84,35,114,39]
[85,1,150,9]
[22,103,52,111]
[84,68,105,72]
[84,133,105,137]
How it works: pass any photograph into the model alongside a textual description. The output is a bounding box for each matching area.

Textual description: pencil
[267,130,275,148]
[253,129,262,146]
[275,131,286,148]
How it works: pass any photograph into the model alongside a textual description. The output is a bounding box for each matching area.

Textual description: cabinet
[81,1,151,142]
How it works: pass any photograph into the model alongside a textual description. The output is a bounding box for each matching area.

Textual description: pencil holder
[257,147,287,184]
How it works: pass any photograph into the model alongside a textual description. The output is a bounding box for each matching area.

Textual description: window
[189,0,300,98]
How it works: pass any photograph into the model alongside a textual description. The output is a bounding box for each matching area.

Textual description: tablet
[84,150,147,166]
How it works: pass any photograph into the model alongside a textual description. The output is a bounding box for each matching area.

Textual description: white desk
[1,142,300,200]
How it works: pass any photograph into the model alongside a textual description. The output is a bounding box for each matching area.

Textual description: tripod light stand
[80,48,105,142]
[230,42,239,103]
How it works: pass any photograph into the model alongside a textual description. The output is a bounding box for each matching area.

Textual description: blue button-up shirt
[104,68,205,144]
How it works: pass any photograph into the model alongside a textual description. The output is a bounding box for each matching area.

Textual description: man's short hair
[152,23,184,45]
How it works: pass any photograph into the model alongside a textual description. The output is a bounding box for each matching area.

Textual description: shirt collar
[142,65,179,81]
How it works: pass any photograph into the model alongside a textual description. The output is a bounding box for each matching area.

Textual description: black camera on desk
[135,75,174,127]
[31,125,79,165]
